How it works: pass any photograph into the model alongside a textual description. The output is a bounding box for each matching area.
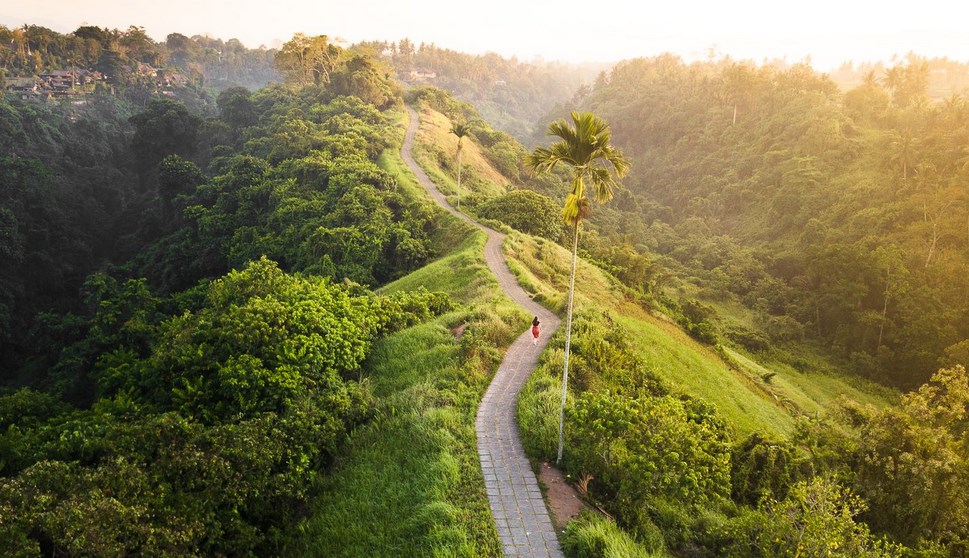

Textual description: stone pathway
[402,106,564,557]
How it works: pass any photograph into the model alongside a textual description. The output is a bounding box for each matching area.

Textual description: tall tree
[888,128,918,185]
[216,86,258,130]
[525,111,629,463]
[855,365,969,546]
[274,33,340,88]
[158,155,204,225]
[129,99,201,189]
[872,245,907,352]
[450,122,470,210]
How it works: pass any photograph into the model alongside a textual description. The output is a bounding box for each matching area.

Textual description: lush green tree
[94,49,130,85]
[719,478,902,558]
[118,26,159,65]
[130,99,201,188]
[274,33,340,88]
[730,434,801,506]
[854,365,969,546]
[477,189,562,240]
[216,86,258,130]
[157,154,204,224]
[526,111,629,462]
[0,405,372,556]
[73,25,113,49]
[569,390,731,512]
[328,53,400,109]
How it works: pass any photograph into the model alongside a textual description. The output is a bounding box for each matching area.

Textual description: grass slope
[294,315,495,557]
[291,128,526,556]
[412,104,511,203]
[292,219,529,557]
[504,232,893,439]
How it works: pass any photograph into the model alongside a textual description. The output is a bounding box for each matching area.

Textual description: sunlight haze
[3,0,969,71]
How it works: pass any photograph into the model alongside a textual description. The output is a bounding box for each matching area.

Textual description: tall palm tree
[525,111,629,464]
[451,123,471,210]
[888,128,917,184]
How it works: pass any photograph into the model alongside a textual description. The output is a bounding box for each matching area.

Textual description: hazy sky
[3,0,968,70]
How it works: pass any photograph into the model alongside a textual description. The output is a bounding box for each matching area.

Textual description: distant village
[4,63,190,101]
[404,67,436,82]
[6,63,445,102]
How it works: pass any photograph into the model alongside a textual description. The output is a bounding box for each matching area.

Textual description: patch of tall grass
[377,148,426,201]
[292,318,500,557]
[291,215,525,556]
[561,513,668,558]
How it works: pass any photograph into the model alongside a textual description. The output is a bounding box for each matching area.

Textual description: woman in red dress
[531,316,541,345]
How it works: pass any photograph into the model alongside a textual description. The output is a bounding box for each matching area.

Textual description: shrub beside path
[403,106,564,557]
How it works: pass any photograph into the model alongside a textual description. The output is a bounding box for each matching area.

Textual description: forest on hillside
[538,54,969,390]
[0,24,279,95]
[0,32,455,555]
[354,38,604,142]
[378,81,969,557]
[828,54,969,99]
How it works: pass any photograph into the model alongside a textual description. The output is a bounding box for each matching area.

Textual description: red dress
[532,325,540,339]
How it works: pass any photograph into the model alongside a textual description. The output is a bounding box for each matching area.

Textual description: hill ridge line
[402,105,563,557]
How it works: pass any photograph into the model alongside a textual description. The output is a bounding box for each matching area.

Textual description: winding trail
[402,106,564,557]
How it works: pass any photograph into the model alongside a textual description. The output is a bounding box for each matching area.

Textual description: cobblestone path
[402,106,564,557]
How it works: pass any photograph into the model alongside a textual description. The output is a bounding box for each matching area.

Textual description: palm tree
[862,70,879,88]
[451,123,471,210]
[882,66,902,106]
[888,128,917,184]
[525,111,630,464]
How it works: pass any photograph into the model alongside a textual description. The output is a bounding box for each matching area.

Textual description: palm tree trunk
[456,148,462,211]
[877,270,890,350]
[925,221,938,267]
[557,220,581,464]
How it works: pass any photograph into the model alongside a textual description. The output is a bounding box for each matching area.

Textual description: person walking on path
[532,316,541,345]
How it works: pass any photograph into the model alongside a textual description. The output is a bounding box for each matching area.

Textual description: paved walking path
[402,106,564,557]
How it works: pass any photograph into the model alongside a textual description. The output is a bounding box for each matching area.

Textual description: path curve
[402,106,564,557]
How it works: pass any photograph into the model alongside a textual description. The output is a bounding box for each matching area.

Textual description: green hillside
[502,232,893,440]
[403,80,965,557]
[3,27,969,558]
[0,36,458,556]
[398,103,893,437]
[291,222,516,557]
[567,56,969,391]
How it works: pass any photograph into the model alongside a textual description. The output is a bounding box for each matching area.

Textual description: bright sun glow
[2,0,968,70]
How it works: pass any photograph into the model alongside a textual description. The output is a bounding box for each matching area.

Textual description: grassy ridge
[292,220,530,557]
[411,105,511,202]
[295,97,893,556]
[293,316,497,557]
[406,96,893,438]
[505,232,893,439]
[291,124,527,555]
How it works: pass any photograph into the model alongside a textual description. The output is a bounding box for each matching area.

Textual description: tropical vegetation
[3,22,969,558]
[525,111,630,462]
